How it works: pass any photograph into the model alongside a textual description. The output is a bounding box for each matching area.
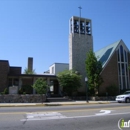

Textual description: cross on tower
[78,6,82,17]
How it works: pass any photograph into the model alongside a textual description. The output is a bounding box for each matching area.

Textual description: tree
[57,70,81,96]
[24,68,36,74]
[32,78,47,103]
[85,50,103,96]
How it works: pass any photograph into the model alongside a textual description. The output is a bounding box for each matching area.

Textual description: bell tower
[69,16,93,91]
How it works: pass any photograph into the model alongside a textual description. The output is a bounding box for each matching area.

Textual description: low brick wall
[0,94,46,103]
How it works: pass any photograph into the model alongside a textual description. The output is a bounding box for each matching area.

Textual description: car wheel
[118,101,121,103]
[125,98,130,103]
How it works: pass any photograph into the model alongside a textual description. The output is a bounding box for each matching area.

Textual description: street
[0,103,130,130]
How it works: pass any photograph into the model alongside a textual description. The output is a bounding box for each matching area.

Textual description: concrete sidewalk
[0,101,117,107]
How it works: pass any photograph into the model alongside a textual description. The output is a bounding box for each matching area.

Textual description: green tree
[32,78,47,103]
[24,68,36,74]
[57,70,81,96]
[85,50,103,96]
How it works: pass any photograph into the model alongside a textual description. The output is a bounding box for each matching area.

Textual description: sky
[0,0,130,74]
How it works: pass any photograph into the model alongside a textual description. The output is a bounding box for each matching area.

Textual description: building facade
[95,40,130,95]
[0,16,130,96]
[0,58,59,95]
[49,63,69,75]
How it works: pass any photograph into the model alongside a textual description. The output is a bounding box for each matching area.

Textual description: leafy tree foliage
[32,78,47,103]
[85,50,103,95]
[57,70,81,96]
[32,78,47,94]
[24,68,36,74]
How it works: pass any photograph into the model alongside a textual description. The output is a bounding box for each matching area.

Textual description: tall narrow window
[126,64,128,76]
[117,44,130,91]
[127,77,129,88]
[120,45,124,62]
[124,50,127,62]
[118,49,120,61]
[123,76,126,89]
[121,63,125,75]
[118,63,120,75]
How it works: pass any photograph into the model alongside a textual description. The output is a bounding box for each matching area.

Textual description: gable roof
[95,40,121,68]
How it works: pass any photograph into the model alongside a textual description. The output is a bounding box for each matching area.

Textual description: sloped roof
[95,40,121,68]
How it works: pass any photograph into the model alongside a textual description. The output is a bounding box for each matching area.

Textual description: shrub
[18,85,33,94]
[23,92,26,95]
[3,88,8,94]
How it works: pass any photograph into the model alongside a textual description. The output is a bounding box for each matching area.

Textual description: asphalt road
[0,103,130,130]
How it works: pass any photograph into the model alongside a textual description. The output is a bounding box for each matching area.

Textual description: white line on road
[21,111,130,122]
[21,112,67,121]
[95,110,111,115]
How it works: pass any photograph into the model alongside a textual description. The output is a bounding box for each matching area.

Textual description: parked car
[116,91,130,103]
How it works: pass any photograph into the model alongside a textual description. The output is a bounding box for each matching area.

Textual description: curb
[0,102,110,107]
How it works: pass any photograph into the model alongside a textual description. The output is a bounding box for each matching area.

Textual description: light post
[85,77,89,103]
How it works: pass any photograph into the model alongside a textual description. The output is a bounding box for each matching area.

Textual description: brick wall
[9,67,21,75]
[0,60,9,92]
[22,78,33,86]
[99,51,119,95]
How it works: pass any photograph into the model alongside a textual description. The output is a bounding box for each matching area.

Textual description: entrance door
[53,80,59,95]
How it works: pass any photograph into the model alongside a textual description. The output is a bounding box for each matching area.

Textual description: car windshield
[123,91,130,94]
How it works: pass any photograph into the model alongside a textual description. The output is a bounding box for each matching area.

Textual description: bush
[32,78,47,94]
[4,88,9,94]
[18,85,33,94]
[23,92,26,95]
[0,92,4,95]
[0,88,9,95]
[57,70,81,96]
[18,88,23,94]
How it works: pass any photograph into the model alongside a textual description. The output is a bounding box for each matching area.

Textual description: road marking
[21,112,67,121]
[95,110,111,115]
[21,111,130,122]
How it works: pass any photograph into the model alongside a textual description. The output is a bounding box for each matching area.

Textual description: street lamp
[85,77,89,103]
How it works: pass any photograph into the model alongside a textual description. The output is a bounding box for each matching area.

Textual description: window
[118,63,120,75]
[117,45,130,91]
[120,45,124,62]
[118,49,120,61]
[124,50,127,62]
[126,64,128,76]
[121,63,125,75]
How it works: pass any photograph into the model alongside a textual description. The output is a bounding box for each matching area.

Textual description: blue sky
[0,0,130,74]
